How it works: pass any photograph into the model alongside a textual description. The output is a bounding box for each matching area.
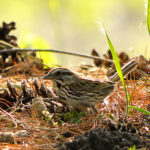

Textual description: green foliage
[147,0,150,34]
[129,105,150,115]
[19,32,58,67]
[62,111,85,124]
[42,110,85,125]
[48,0,114,28]
[107,113,115,121]
[104,29,130,118]
[42,111,53,124]
[129,145,136,150]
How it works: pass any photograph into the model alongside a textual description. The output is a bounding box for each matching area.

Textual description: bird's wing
[71,78,114,93]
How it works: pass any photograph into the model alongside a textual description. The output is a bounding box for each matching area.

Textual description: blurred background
[0,0,149,66]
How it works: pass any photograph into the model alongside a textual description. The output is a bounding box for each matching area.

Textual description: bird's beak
[43,73,52,80]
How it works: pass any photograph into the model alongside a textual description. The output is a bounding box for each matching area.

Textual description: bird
[43,59,137,114]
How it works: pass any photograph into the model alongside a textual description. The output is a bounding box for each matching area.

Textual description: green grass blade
[104,29,130,118]
[129,145,136,150]
[147,0,150,35]
[129,105,150,115]
[105,32,124,83]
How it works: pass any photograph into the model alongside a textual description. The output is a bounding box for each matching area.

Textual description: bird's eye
[55,71,61,76]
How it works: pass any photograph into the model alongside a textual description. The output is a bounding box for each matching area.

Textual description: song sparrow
[43,59,137,114]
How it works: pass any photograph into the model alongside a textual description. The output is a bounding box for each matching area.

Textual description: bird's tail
[109,59,138,82]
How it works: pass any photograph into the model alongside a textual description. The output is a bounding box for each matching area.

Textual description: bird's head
[43,68,79,85]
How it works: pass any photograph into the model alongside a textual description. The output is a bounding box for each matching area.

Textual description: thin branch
[0,48,114,63]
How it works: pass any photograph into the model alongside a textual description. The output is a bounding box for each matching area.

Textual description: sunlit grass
[104,29,150,117]
[104,29,130,119]
[129,105,150,115]
[129,145,136,150]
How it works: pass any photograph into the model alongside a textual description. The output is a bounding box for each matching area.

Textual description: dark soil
[60,128,149,150]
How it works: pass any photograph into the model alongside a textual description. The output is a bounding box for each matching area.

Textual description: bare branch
[0,48,114,63]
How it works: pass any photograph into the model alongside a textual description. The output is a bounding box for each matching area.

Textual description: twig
[0,48,114,63]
